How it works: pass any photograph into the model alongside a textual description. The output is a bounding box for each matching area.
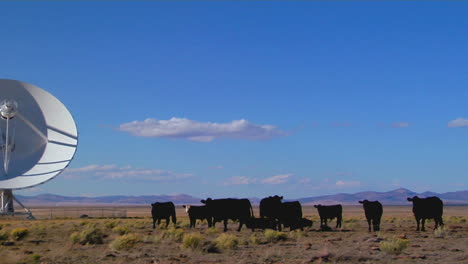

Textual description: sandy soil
[0,205,466,264]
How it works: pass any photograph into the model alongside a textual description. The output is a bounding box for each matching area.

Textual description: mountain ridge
[15,188,468,206]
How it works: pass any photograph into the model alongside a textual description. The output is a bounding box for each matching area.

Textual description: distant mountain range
[16,188,468,206]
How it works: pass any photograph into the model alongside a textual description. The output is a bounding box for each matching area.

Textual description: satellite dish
[0,79,78,219]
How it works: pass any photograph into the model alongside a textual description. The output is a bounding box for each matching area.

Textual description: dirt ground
[0,205,466,264]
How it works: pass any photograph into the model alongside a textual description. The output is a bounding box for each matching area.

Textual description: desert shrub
[448,216,466,224]
[215,233,239,249]
[110,233,140,251]
[0,231,8,241]
[105,221,118,229]
[264,230,287,243]
[344,218,358,223]
[202,240,220,253]
[70,225,104,245]
[344,222,361,230]
[162,227,184,242]
[11,228,29,241]
[289,230,308,240]
[182,233,203,250]
[178,220,191,228]
[112,225,130,235]
[379,237,409,255]
[158,223,168,230]
[132,220,148,229]
[205,227,221,235]
[30,254,42,264]
[433,226,448,238]
[249,233,263,245]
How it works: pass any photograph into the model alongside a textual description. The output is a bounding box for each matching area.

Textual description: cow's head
[407,196,419,202]
[266,195,283,204]
[201,198,212,204]
[358,200,369,204]
[182,205,191,213]
[302,218,313,228]
[272,195,283,200]
[314,204,321,208]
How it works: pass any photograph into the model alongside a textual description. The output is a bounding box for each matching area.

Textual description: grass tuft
[264,230,287,243]
[112,225,130,235]
[433,226,448,238]
[110,233,140,251]
[0,230,8,241]
[11,228,29,241]
[215,233,239,249]
[104,221,118,229]
[379,237,409,255]
[205,227,221,235]
[162,227,185,242]
[182,233,203,250]
[70,225,105,245]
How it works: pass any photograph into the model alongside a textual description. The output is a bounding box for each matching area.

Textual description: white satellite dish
[0,79,78,219]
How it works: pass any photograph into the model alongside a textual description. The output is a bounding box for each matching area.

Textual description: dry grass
[0,206,465,264]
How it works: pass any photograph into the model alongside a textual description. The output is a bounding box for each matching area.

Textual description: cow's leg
[165,217,170,228]
[223,219,228,232]
[415,217,420,231]
[367,218,372,232]
[172,214,177,226]
[189,217,195,228]
[207,217,213,228]
[438,216,444,228]
[374,216,381,232]
[237,219,243,232]
[153,218,156,229]
[421,218,426,232]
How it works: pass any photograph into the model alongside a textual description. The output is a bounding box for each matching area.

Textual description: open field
[0,205,466,264]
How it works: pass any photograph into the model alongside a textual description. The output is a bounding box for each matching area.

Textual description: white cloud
[118,117,288,142]
[335,180,361,188]
[223,176,257,185]
[448,118,468,128]
[63,164,192,182]
[262,174,293,185]
[65,164,118,173]
[391,122,409,128]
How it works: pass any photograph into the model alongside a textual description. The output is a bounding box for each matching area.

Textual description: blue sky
[1,2,466,198]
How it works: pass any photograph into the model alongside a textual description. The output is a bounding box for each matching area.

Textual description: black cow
[359,200,383,232]
[201,198,253,232]
[151,202,177,229]
[314,204,342,230]
[246,217,277,231]
[279,201,304,231]
[260,195,283,219]
[289,218,313,230]
[182,205,212,228]
[259,196,303,231]
[407,196,444,231]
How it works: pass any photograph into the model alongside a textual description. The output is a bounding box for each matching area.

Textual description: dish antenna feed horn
[0,79,78,219]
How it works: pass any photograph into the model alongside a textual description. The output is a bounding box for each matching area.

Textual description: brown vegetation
[0,205,466,263]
